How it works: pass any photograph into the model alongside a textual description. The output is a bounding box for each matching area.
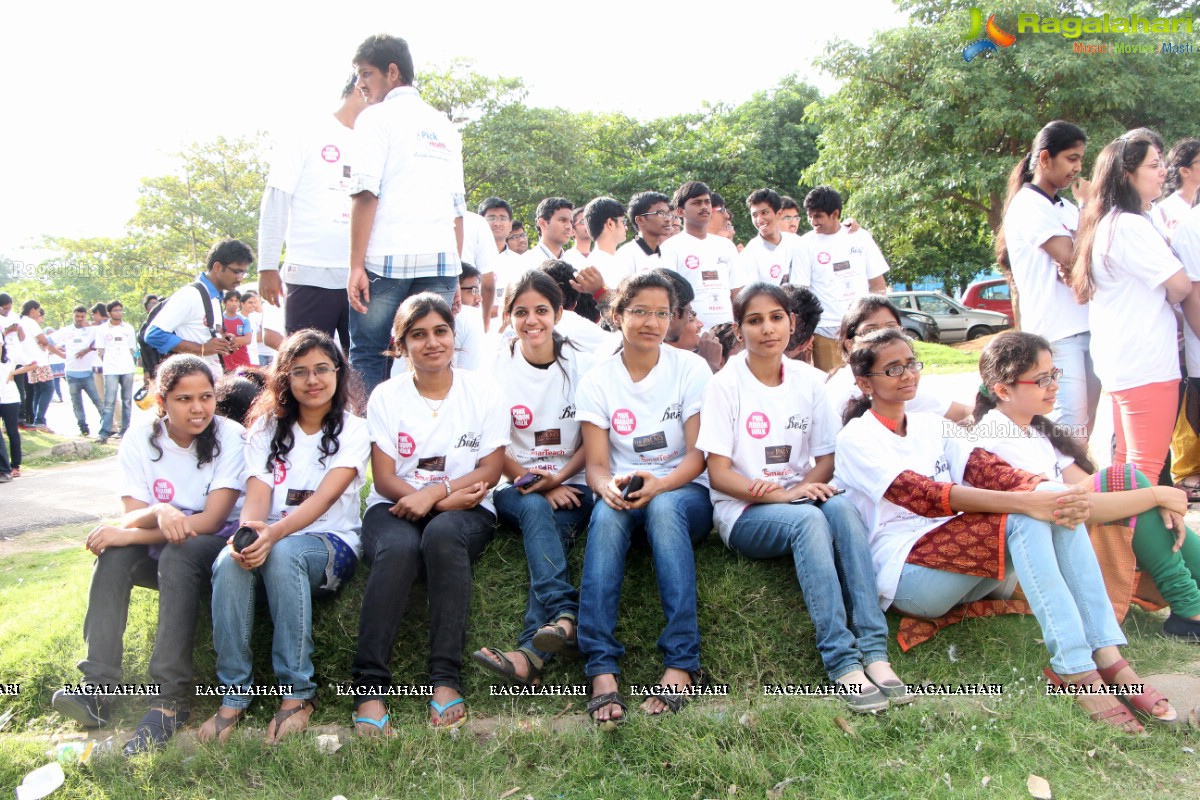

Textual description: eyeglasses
[624,308,672,320]
[506,232,528,241]
[1014,368,1063,388]
[636,210,673,220]
[866,361,924,378]
[224,265,248,277]
[288,365,339,381]
[461,284,481,295]
[483,215,511,224]
[779,215,801,223]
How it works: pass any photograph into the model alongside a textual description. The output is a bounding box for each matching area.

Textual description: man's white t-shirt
[790,228,890,333]
[1088,210,1183,391]
[245,412,370,555]
[970,409,1074,481]
[586,249,625,292]
[98,322,137,376]
[365,369,509,514]
[562,248,589,270]
[834,411,970,609]
[62,324,96,373]
[118,416,246,520]
[555,310,619,355]
[696,355,837,543]
[576,345,711,484]
[460,211,497,280]
[732,232,800,288]
[659,231,740,329]
[152,281,223,370]
[614,239,661,278]
[1001,186,1089,342]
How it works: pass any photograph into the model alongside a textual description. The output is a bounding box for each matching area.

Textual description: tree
[804,0,1200,289]
[417,58,527,125]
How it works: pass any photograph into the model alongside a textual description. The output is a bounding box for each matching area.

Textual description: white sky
[0,0,908,262]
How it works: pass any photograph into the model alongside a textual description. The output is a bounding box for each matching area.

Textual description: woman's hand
[598,475,631,512]
[154,504,192,544]
[85,524,128,556]
[435,481,488,511]
[745,479,784,499]
[1020,486,1092,528]
[622,471,665,510]
[390,485,443,521]
[784,482,839,504]
[232,520,275,570]
[518,466,561,496]
[544,484,583,510]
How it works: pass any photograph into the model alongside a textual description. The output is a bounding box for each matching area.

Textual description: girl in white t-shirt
[472,271,594,687]
[997,120,1098,435]
[697,283,909,712]
[1071,132,1192,483]
[971,332,1200,651]
[825,296,969,428]
[1159,137,1200,233]
[0,341,35,478]
[52,354,246,753]
[352,293,507,734]
[201,330,369,744]
[576,272,713,729]
[837,329,1175,732]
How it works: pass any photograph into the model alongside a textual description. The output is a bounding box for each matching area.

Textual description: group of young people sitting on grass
[51,265,1200,753]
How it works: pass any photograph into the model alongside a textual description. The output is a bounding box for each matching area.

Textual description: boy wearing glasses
[616,191,671,277]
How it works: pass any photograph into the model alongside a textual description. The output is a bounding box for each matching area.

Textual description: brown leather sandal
[1044,668,1143,733]
[1096,658,1179,727]
[266,698,316,743]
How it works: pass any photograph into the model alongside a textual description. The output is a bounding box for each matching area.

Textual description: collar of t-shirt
[1024,182,1063,207]
[635,237,661,256]
[383,86,419,103]
[196,272,221,299]
[535,242,562,260]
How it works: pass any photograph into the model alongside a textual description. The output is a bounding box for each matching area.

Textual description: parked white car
[888,291,1011,343]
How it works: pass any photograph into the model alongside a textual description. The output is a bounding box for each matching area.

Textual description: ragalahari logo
[963,7,1016,61]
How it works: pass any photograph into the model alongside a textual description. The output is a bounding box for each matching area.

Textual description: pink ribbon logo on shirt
[511,405,533,430]
[611,409,637,435]
[152,479,175,502]
[397,432,416,458]
[746,412,771,439]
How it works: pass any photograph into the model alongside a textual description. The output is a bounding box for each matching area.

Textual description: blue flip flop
[429,697,467,730]
[352,712,391,737]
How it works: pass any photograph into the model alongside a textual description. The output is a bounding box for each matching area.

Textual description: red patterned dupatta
[1088,463,1166,623]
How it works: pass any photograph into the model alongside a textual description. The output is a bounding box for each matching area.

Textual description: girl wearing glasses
[202,331,368,744]
[576,272,713,728]
[472,271,593,687]
[697,283,909,712]
[971,332,1200,646]
[353,293,507,733]
[837,329,1175,732]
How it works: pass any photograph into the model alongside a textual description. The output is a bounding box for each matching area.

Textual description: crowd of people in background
[19,32,1200,753]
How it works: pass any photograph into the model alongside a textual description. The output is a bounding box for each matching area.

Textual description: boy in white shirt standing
[96,301,137,444]
[659,181,740,330]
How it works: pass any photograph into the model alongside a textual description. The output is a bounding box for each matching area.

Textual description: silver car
[887,291,1011,343]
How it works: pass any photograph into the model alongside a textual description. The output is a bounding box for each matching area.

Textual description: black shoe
[1162,612,1200,642]
[80,427,90,436]
[123,705,190,755]
[52,688,110,728]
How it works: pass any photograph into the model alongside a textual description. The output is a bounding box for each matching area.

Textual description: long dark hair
[842,328,913,425]
[249,330,361,471]
[150,355,221,467]
[388,292,455,360]
[837,295,903,356]
[997,121,1087,271]
[1164,137,1200,203]
[1070,133,1158,303]
[972,332,1094,472]
[504,270,581,389]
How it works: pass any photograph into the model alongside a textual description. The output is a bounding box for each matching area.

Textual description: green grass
[0,523,1197,798]
[17,428,117,469]
[914,342,980,375]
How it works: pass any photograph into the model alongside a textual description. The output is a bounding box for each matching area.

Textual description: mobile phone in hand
[514,472,543,489]
[789,488,845,505]
[621,475,645,501]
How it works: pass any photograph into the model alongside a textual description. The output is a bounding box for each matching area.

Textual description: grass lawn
[16,428,117,469]
[914,341,980,375]
[0,520,1197,799]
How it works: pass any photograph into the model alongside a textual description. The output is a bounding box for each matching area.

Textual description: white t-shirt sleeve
[118,432,155,504]
[1173,210,1200,279]
[211,418,248,493]
[696,378,737,458]
[862,232,890,280]
[150,289,199,341]
[329,414,372,475]
[680,352,711,420]
[245,419,274,487]
[367,388,399,461]
[1011,192,1071,248]
[575,367,610,429]
[1116,214,1186,289]
[349,109,387,196]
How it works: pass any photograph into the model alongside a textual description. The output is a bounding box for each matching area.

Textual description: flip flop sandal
[586,691,627,731]
[1044,668,1144,733]
[123,706,190,755]
[532,621,581,659]
[267,699,315,742]
[1095,659,1180,727]
[470,647,542,686]
[199,707,245,744]
[429,697,468,730]
[352,711,392,737]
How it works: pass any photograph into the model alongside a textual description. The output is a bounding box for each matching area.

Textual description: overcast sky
[0,0,909,261]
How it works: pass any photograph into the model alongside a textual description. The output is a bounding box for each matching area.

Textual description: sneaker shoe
[0,473,11,483]
[1162,612,1200,642]
[124,706,190,755]
[96,436,109,445]
[80,427,90,437]
[52,688,110,728]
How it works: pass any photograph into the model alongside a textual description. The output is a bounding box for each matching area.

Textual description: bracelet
[200,342,206,356]
[592,286,608,300]
[444,482,452,497]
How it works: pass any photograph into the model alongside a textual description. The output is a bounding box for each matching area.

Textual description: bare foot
[589,673,624,725]
[640,667,692,715]
[353,699,393,737]
[429,686,467,728]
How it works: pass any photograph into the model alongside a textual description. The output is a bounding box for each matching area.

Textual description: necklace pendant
[432,410,438,417]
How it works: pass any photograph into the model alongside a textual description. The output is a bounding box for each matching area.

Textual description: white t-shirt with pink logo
[576,345,711,485]
[732,232,801,288]
[245,412,370,555]
[696,355,837,543]
[489,341,590,485]
[118,416,246,520]
[365,368,509,514]
[659,231,740,329]
[790,228,890,333]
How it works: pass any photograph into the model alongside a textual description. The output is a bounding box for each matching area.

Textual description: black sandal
[586,691,628,731]
[197,706,245,744]
[532,620,581,659]
[267,698,316,742]
[470,647,542,687]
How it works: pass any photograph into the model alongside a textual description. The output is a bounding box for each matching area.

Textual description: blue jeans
[577,482,712,678]
[727,495,889,681]
[494,483,594,664]
[100,373,134,438]
[211,534,331,709]
[1050,332,1101,436]
[891,487,1126,675]
[28,379,52,426]
[348,274,457,397]
[67,374,102,434]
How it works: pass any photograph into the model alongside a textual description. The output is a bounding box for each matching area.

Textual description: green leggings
[1121,468,1200,617]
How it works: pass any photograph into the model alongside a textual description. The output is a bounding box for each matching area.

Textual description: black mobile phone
[621,475,645,500]
[231,525,259,553]
[789,488,846,505]
[514,472,543,489]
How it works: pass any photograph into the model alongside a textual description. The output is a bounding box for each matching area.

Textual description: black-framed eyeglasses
[637,210,674,220]
[1014,368,1063,388]
[506,232,528,241]
[866,361,924,378]
[461,284,481,295]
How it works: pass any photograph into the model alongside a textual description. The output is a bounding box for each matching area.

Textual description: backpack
[138,282,217,379]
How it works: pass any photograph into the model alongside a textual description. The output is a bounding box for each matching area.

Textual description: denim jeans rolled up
[100,373,134,438]
[726,494,888,681]
[211,534,331,709]
[577,481,712,678]
[78,544,160,687]
[494,483,594,663]
[352,503,495,702]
